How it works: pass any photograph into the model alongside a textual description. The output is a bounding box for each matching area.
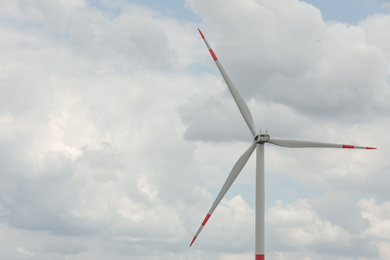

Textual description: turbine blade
[190,142,256,247]
[198,28,257,136]
[268,138,376,149]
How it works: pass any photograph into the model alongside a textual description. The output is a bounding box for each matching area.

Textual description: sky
[0,0,390,259]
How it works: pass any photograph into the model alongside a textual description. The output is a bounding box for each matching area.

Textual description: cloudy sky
[1,0,390,259]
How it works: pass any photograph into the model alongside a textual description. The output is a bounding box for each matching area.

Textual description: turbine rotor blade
[190,142,256,247]
[198,28,257,136]
[268,138,376,149]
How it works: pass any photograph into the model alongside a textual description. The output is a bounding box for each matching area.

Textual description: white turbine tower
[190,29,376,260]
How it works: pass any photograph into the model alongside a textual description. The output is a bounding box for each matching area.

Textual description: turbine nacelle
[254,133,270,144]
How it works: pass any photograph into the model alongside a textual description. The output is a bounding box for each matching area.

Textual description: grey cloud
[0,149,90,235]
[42,238,88,255]
[179,93,251,142]
[308,192,369,233]
[67,6,176,71]
[6,0,176,71]
[185,0,390,126]
[333,165,390,201]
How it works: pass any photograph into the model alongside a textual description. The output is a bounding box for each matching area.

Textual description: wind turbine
[190,28,376,260]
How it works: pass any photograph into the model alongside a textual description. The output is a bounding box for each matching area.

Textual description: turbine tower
[190,28,376,260]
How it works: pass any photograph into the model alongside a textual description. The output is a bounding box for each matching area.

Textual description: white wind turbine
[189,29,376,260]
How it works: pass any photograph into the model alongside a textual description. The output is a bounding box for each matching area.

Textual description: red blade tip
[189,236,197,247]
[342,144,376,149]
[197,28,205,39]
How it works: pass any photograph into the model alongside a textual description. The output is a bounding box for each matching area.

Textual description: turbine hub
[254,133,270,144]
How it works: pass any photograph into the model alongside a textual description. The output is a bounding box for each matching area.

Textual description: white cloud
[0,1,201,258]
[359,198,390,259]
[267,198,379,259]
[268,199,351,247]
[359,198,390,241]
[16,246,34,257]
